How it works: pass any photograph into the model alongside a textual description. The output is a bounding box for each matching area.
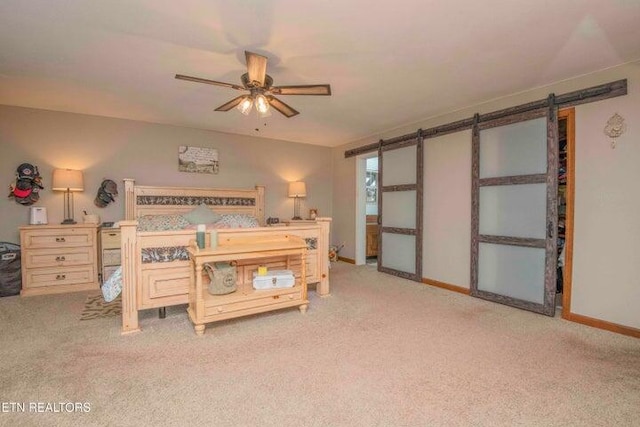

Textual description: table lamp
[52,169,84,224]
[288,181,306,220]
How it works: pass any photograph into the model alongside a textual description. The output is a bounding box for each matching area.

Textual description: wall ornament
[604,112,626,149]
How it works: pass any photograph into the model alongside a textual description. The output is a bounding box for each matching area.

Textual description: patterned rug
[80,293,121,320]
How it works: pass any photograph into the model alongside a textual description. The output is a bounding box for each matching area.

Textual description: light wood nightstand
[19,224,99,296]
[99,227,121,284]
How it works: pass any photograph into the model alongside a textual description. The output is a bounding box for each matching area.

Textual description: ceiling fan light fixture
[237,96,253,115]
[255,94,270,115]
[177,51,331,118]
[255,94,271,117]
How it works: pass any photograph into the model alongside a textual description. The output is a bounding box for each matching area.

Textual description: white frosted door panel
[479,117,546,178]
[478,243,545,304]
[379,142,420,278]
[382,146,416,185]
[479,184,546,238]
[381,191,416,229]
[381,233,416,274]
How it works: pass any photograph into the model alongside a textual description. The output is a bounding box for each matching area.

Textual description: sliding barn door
[378,137,423,281]
[471,104,558,316]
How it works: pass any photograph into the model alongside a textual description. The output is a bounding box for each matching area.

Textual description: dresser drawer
[139,265,190,309]
[100,230,121,249]
[204,287,303,317]
[23,248,92,269]
[102,248,121,266]
[22,228,94,249]
[24,265,96,288]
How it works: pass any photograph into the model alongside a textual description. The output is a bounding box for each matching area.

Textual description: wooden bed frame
[119,179,331,334]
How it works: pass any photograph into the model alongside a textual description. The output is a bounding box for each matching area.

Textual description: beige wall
[0,106,333,244]
[333,61,640,329]
[572,78,640,327]
[423,130,472,288]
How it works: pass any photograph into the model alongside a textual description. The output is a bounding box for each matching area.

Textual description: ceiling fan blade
[245,51,268,87]
[271,84,331,96]
[267,96,299,118]
[214,96,246,111]
[175,74,244,91]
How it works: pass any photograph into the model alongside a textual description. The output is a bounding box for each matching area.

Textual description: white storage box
[253,270,295,290]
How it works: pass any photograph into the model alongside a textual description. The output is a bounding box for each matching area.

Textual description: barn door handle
[547,222,553,239]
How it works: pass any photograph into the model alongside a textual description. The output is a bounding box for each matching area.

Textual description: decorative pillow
[214,214,260,229]
[137,214,190,232]
[183,203,221,225]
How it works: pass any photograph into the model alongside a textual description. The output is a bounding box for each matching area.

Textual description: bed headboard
[123,179,265,226]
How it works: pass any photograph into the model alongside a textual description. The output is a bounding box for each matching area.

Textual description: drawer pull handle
[108,233,117,237]
[56,274,66,280]
[273,295,280,300]
[55,256,66,261]
[217,307,223,313]
[55,237,66,242]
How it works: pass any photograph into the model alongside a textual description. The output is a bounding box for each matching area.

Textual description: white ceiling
[1,1,639,147]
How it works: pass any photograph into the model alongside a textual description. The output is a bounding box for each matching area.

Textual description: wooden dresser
[366,215,379,257]
[20,224,99,296]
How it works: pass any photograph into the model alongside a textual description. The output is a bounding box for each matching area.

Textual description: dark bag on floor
[0,242,21,297]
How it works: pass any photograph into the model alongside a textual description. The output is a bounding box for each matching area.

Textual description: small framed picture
[178,145,219,174]
[309,208,318,220]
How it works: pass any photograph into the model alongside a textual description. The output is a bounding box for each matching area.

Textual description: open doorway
[355,154,379,265]
[558,108,575,314]
[365,157,379,265]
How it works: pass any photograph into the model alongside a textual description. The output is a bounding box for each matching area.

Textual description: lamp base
[61,190,77,225]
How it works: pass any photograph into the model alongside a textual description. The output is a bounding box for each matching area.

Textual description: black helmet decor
[8,163,43,206]
[94,179,118,208]
[17,163,37,180]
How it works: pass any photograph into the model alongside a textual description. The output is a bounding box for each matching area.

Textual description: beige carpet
[79,294,121,321]
[1,262,639,426]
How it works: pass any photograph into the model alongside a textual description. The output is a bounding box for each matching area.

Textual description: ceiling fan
[175,51,331,118]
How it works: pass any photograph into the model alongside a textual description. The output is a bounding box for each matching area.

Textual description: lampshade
[52,169,84,192]
[288,181,306,198]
